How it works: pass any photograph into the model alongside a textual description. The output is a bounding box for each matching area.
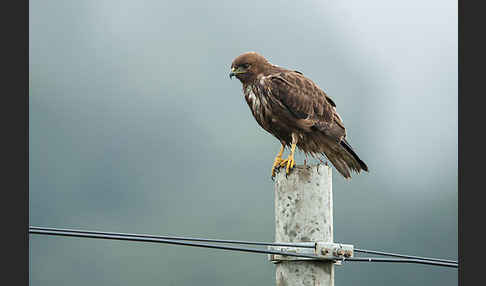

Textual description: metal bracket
[267,244,318,263]
[267,242,354,265]
[315,242,354,265]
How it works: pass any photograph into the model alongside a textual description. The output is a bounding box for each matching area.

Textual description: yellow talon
[271,134,298,177]
[271,145,286,177]
[285,154,295,175]
[285,138,297,175]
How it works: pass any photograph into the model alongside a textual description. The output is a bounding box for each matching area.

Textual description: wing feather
[265,71,345,141]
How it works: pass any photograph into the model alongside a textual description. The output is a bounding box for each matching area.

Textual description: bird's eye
[243,64,250,69]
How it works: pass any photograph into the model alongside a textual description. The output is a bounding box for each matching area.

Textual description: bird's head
[230,52,269,84]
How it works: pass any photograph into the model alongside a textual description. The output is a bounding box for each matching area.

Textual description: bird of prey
[229,52,368,179]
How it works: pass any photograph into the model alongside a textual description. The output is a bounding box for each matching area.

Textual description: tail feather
[340,139,368,172]
[326,155,352,179]
[323,138,368,179]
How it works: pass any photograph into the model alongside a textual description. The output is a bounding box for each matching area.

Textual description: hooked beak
[229,66,246,79]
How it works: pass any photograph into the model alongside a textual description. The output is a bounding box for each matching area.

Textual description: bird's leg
[286,141,297,175]
[271,144,286,178]
[279,133,298,175]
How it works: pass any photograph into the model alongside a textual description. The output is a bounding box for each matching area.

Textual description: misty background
[29,0,457,285]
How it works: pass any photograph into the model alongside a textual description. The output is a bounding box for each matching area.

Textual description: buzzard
[229,52,368,179]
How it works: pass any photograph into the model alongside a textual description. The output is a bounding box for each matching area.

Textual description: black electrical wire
[29,228,323,260]
[30,227,457,264]
[29,226,315,248]
[29,227,457,268]
[341,257,458,268]
[354,248,457,264]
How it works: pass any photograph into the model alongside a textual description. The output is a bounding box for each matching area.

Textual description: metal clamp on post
[267,242,317,263]
[315,242,354,265]
[267,242,354,265]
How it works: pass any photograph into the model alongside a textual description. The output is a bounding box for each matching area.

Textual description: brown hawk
[230,51,368,179]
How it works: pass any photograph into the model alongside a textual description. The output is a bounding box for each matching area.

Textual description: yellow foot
[271,157,285,177]
[271,145,286,178]
[279,155,295,175]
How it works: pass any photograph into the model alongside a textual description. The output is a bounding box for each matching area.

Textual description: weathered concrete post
[274,164,334,286]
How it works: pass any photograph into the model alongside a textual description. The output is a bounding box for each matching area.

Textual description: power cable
[29,228,322,260]
[342,257,458,268]
[354,248,457,264]
[29,226,315,248]
[29,226,457,268]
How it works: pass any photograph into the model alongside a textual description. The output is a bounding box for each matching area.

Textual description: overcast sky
[30,1,457,285]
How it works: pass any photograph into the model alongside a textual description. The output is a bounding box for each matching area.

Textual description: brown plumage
[230,51,368,179]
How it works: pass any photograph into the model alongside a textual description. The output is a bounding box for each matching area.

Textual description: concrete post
[274,164,334,286]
